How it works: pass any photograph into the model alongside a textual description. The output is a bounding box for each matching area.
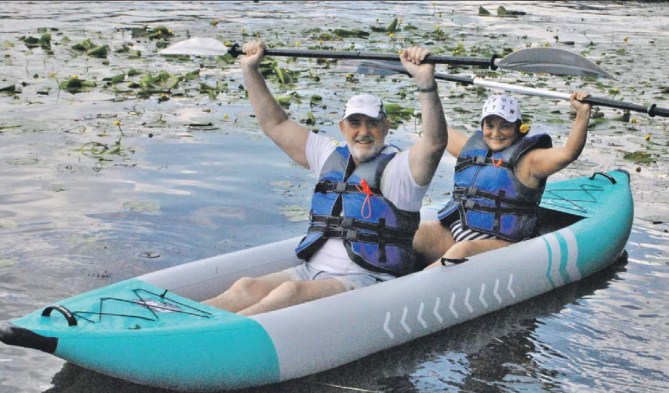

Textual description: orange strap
[356,178,374,219]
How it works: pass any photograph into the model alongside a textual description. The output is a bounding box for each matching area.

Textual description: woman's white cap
[343,94,386,119]
[481,94,522,123]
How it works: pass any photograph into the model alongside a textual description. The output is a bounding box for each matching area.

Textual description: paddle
[159,37,613,79]
[353,60,669,118]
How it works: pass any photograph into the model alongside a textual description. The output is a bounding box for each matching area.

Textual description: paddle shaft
[365,61,669,118]
[228,44,499,69]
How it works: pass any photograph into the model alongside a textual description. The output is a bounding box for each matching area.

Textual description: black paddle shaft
[582,96,669,118]
[227,44,499,69]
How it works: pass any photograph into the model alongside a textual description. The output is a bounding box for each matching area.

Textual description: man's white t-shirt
[303,132,429,274]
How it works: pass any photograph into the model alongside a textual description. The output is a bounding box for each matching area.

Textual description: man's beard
[349,139,384,162]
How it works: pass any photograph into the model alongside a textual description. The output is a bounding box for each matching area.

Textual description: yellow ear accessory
[519,123,530,134]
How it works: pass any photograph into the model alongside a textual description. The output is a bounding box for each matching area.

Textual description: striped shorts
[449,219,501,243]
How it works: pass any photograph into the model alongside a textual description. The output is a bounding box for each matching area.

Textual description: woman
[414,92,592,268]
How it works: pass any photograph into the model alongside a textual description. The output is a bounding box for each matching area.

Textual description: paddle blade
[348,60,408,77]
[498,48,614,79]
[159,37,229,56]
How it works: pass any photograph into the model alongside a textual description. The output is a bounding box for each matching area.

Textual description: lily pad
[497,6,527,16]
[0,258,18,268]
[122,200,160,213]
[623,151,654,164]
[281,205,309,222]
[0,219,18,229]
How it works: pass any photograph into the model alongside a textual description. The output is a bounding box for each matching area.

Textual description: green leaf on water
[305,111,316,125]
[276,95,292,109]
[72,38,96,52]
[0,258,18,267]
[333,29,370,39]
[0,219,18,229]
[310,94,322,106]
[386,18,399,33]
[59,77,97,93]
[281,205,309,222]
[497,6,527,16]
[123,200,160,213]
[103,73,126,84]
[623,151,654,164]
[87,45,109,58]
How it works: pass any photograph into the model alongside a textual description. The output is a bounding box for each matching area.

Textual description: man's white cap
[480,94,522,123]
[342,94,386,120]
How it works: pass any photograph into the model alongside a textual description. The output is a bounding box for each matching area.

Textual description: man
[204,40,447,315]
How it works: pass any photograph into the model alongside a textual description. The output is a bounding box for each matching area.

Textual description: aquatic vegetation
[496,6,527,17]
[20,32,51,51]
[332,29,370,39]
[131,25,174,41]
[137,70,182,96]
[623,151,655,164]
[58,75,97,93]
[371,18,400,33]
[71,38,109,58]
[479,6,492,16]
[1,9,666,178]
[479,6,527,17]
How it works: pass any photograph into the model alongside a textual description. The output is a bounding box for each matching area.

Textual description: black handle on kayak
[42,305,78,327]
[228,43,496,68]
[583,96,669,118]
[589,172,617,184]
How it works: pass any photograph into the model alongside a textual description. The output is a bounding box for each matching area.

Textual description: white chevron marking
[383,312,394,339]
[417,302,427,328]
[479,283,488,309]
[494,278,502,303]
[433,297,443,323]
[464,288,473,313]
[400,306,411,333]
[449,293,459,318]
[507,274,516,298]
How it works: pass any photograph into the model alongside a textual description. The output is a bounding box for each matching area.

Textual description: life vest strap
[455,156,514,172]
[454,197,536,214]
[453,187,537,208]
[314,180,381,195]
[308,214,414,246]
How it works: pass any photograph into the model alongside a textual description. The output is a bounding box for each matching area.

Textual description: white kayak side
[142,169,633,385]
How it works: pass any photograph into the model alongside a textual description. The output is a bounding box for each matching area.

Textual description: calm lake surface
[1,1,668,392]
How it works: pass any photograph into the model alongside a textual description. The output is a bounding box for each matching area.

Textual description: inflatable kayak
[0,169,633,391]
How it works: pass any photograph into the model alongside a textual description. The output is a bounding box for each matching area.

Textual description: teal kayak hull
[1,170,634,391]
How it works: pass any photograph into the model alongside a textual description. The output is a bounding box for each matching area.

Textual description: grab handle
[41,305,78,327]
[589,172,617,184]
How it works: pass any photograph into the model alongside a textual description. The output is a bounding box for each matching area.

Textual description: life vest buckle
[474,155,486,165]
[344,229,358,241]
[466,187,478,197]
[341,216,354,229]
[334,182,347,193]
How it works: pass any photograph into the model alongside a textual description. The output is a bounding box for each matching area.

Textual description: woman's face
[482,115,518,152]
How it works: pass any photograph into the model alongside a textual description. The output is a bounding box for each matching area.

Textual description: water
[1,2,668,392]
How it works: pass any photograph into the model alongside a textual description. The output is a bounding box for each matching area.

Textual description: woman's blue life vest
[437,130,552,241]
[295,144,421,276]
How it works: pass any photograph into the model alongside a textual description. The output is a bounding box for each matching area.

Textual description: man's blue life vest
[295,144,421,276]
[437,130,552,241]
